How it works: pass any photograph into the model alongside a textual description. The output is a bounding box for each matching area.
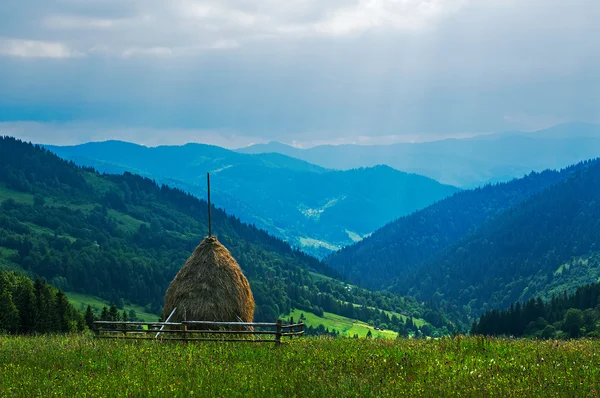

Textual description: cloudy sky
[1,0,599,148]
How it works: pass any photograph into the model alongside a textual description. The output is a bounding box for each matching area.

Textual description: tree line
[472,282,600,339]
[0,136,452,334]
[0,270,84,334]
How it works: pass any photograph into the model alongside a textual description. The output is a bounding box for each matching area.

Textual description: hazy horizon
[2,1,599,148]
[4,121,599,150]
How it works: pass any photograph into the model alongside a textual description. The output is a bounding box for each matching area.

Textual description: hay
[163,236,255,327]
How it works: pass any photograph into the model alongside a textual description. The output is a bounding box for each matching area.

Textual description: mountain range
[239,122,600,187]
[5,124,600,331]
[0,137,448,333]
[329,157,600,322]
[45,141,459,258]
[396,158,600,319]
[327,163,586,288]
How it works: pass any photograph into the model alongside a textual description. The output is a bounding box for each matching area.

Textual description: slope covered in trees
[472,282,600,339]
[394,158,600,322]
[328,164,582,289]
[0,137,450,332]
[47,140,459,258]
[0,270,84,334]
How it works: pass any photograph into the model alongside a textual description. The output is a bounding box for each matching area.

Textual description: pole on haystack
[207,172,212,237]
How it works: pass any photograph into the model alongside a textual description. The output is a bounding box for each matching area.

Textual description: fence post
[93,322,99,338]
[183,323,188,343]
[275,319,282,345]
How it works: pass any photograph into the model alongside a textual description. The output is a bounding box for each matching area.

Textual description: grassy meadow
[64,292,159,323]
[286,309,399,339]
[1,335,599,397]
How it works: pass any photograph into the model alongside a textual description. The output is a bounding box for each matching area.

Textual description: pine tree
[55,291,72,333]
[34,279,56,333]
[84,305,96,330]
[100,306,109,321]
[13,284,37,333]
[397,322,409,338]
[563,309,584,338]
[108,303,120,322]
[128,310,137,322]
[122,310,129,330]
[0,288,20,334]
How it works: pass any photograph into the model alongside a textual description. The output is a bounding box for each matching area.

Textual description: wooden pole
[275,319,282,345]
[207,173,212,237]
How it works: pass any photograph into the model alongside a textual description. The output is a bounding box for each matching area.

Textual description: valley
[46,141,459,258]
[0,137,446,338]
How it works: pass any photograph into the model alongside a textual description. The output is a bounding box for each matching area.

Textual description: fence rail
[93,319,304,344]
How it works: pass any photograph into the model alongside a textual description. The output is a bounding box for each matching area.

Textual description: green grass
[0,246,19,270]
[285,309,398,339]
[308,271,334,283]
[1,335,600,397]
[0,246,17,259]
[0,185,34,205]
[338,301,427,328]
[382,310,427,328]
[84,173,118,195]
[107,209,148,234]
[65,292,159,322]
[24,222,77,243]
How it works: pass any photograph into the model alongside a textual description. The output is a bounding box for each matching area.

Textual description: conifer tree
[0,288,19,334]
[34,279,56,333]
[84,305,96,330]
[55,291,72,333]
[108,303,120,322]
[13,284,37,333]
[100,306,109,321]
[122,310,129,330]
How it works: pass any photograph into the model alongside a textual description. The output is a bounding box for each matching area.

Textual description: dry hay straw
[163,236,255,332]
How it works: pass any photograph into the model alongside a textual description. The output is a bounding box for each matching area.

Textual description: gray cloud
[0,0,599,144]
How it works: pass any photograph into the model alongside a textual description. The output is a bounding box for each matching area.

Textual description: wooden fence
[93,319,304,344]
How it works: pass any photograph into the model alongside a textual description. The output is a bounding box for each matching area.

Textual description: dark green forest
[394,158,600,321]
[0,270,84,334]
[328,164,583,290]
[0,137,450,333]
[472,282,600,339]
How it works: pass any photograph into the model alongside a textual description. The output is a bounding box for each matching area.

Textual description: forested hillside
[472,282,600,339]
[0,270,84,334]
[328,164,582,289]
[394,158,600,321]
[47,141,459,258]
[0,137,450,333]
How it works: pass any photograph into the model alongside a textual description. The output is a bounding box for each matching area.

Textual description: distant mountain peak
[531,121,600,138]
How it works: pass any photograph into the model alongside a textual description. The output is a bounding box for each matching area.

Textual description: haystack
[163,236,254,326]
